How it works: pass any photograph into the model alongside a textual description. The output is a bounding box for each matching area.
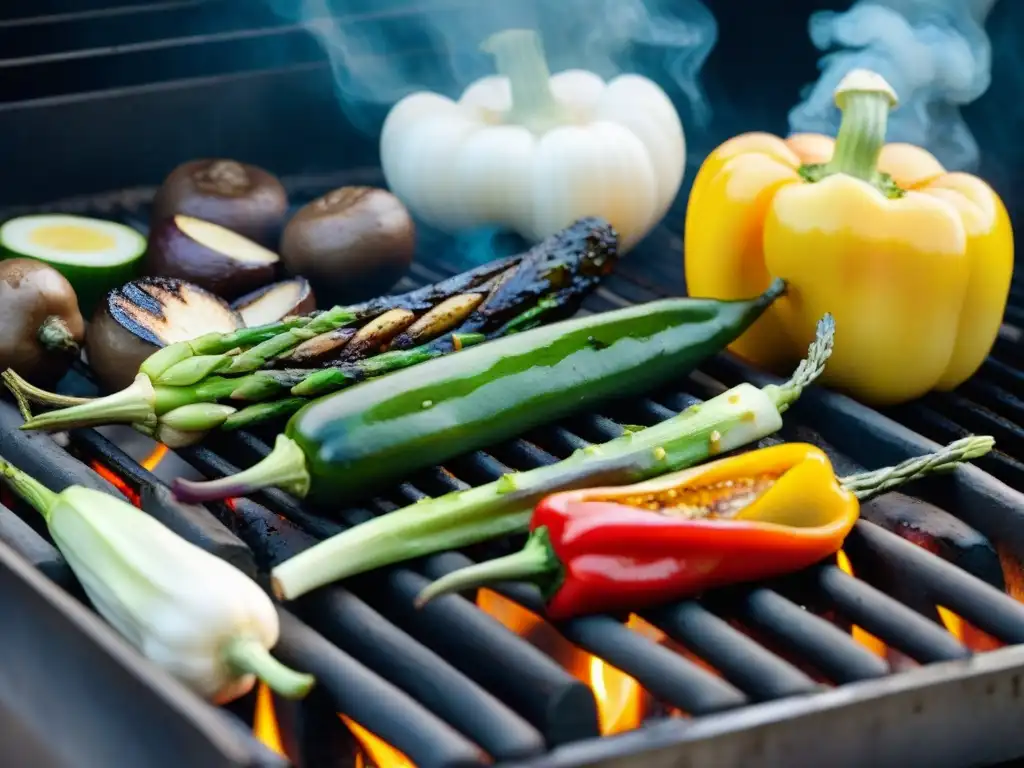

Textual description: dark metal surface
[1,176,1019,767]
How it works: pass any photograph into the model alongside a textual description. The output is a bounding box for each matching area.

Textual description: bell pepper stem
[414,527,563,608]
[222,636,315,700]
[172,434,311,503]
[19,373,159,433]
[483,29,567,133]
[0,456,59,524]
[821,69,899,189]
[37,315,81,355]
[762,313,835,413]
[840,435,995,501]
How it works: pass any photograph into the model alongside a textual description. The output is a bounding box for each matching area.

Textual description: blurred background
[0,0,1019,228]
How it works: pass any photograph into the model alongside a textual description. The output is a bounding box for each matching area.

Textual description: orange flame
[142,443,169,471]
[835,551,888,657]
[342,716,414,768]
[253,683,285,756]
[476,589,646,734]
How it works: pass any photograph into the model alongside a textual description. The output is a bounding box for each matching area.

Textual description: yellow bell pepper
[685,69,1014,406]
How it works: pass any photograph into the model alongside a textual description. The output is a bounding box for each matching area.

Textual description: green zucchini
[171,278,787,506]
[0,214,146,315]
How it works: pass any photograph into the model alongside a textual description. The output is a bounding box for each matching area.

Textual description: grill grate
[0,178,1013,766]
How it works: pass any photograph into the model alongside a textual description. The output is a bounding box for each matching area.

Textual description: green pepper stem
[222,636,315,700]
[37,315,80,355]
[0,456,59,524]
[821,69,899,187]
[172,434,311,503]
[414,527,562,608]
[840,436,995,501]
[19,373,158,433]
[482,29,567,133]
[762,313,835,413]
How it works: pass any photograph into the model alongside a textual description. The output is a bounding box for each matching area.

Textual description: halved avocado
[0,214,146,316]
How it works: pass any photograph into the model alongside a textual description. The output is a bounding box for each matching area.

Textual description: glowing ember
[476,589,647,734]
[89,461,141,507]
[253,683,285,756]
[342,715,414,768]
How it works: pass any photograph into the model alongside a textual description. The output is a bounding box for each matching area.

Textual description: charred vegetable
[414,438,994,618]
[267,315,835,600]
[232,277,316,326]
[280,187,416,303]
[0,214,146,315]
[170,274,794,506]
[145,215,280,301]
[15,218,618,441]
[0,259,85,385]
[86,277,244,393]
[0,455,314,704]
[151,159,288,246]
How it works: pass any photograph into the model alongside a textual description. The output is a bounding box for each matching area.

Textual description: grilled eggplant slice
[231,277,316,327]
[87,277,243,392]
[145,215,280,301]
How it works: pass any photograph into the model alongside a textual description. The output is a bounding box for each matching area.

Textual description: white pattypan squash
[380,29,686,252]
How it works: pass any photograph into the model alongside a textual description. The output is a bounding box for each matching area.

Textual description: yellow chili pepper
[685,69,1014,406]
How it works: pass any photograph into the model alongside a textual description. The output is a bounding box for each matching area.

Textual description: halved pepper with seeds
[414,438,994,619]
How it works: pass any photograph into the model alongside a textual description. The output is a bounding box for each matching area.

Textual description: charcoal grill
[3,2,1024,767]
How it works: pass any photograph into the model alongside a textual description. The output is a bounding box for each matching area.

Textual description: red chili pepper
[414,437,993,620]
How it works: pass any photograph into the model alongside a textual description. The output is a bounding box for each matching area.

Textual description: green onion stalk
[268,314,837,602]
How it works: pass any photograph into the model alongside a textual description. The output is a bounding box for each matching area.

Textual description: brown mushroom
[150,159,288,246]
[280,186,416,304]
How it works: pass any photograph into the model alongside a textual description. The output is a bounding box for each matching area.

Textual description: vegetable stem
[414,527,561,608]
[483,29,568,133]
[840,435,995,501]
[172,434,311,503]
[3,368,92,409]
[222,635,315,700]
[0,456,59,523]
[20,373,158,433]
[37,315,80,355]
[818,70,901,194]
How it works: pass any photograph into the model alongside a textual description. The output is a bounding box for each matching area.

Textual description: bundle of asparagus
[8,217,619,446]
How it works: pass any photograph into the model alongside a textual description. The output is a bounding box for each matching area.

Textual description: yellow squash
[685,69,1013,406]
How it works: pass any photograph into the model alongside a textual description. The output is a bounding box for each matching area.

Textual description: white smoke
[789,0,999,171]
[266,0,718,136]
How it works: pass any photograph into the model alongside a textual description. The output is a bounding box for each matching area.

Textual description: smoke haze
[266,0,718,136]
[789,0,998,171]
